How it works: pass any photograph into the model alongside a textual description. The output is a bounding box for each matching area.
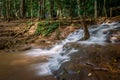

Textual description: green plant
[47,22,59,34]
[35,22,45,35]
[27,21,33,26]
[35,21,59,36]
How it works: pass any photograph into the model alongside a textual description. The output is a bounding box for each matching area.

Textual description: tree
[103,0,107,17]
[30,0,33,18]
[38,0,45,20]
[6,0,11,21]
[77,0,90,40]
[49,0,55,19]
[55,0,62,18]
[0,0,120,20]
[94,0,97,18]
[20,0,26,18]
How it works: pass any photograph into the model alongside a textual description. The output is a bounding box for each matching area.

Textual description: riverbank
[0,16,120,53]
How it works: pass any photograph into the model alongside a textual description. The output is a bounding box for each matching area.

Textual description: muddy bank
[0,20,81,52]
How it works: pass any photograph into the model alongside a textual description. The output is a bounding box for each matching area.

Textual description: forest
[0,0,120,20]
[0,0,120,80]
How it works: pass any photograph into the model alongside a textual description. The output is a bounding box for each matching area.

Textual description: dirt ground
[0,19,82,52]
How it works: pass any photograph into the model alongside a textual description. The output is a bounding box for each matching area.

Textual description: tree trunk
[30,0,33,19]
[57,3,62,19]
[94,0,97,18]
[0,0,2,18]
[38,0,40,20]
[13,0,16,16]
[103,0,107,17]
[20,0,26,18]
[77,0,90,40]
[38,0,45,20]
[77,0,80,16]
[6,0,11,21]
[83,0,86,17]
[41,0,45,19]
[49,0,54,19]
[81,16,90,40]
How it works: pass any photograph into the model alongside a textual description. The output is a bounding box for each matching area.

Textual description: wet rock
[106,28,120,43]
[88,73,92,77]
[56,43,120,80]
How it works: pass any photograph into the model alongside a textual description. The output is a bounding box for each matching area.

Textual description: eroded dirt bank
[0,20,81,53]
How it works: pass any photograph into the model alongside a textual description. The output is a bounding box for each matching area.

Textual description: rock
[88,73,92,77]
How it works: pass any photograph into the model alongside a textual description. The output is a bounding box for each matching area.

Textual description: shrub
[35,21,59,36]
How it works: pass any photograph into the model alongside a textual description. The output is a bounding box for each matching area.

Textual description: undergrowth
[35,21,59,36]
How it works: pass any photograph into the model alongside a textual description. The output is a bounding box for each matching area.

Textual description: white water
[26,22,120,76]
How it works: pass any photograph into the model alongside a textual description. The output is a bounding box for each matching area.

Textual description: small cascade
[26,22,120,76]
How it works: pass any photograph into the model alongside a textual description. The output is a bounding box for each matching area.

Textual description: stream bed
[0,22,120,80]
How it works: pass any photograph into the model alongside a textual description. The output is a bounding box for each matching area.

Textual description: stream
[0,22,120,80]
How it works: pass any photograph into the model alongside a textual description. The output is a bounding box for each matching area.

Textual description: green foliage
[35,21,59,36]
[1,0,120,19]
[26,20,33,26]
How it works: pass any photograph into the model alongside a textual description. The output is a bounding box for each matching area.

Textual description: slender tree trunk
[6,0,11,21]
[83,0,86,17]
[57,5,62,18]
[20,0,26,18]
[49,0,54,19]
[103,0,107,17]
[81,16,90,40]
[13,0,16,14]
[77,0,80,16]
[2,0,6,19]
[41,0,45,19]
[94,0,97,18]
[69,8,72,18]
[38,0,40,20]
[38,0,45,20]
[30,0,33,19]
[13,0,18,18]
[0,0,2,18]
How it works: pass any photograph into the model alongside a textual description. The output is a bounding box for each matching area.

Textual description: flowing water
[0,22,120,80]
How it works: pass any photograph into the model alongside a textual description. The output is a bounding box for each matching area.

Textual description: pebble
[88,73,92,77]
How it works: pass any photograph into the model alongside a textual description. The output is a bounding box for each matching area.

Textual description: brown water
[0,51,56,80]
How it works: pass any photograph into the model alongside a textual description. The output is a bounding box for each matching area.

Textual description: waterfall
[26,22,120,76]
